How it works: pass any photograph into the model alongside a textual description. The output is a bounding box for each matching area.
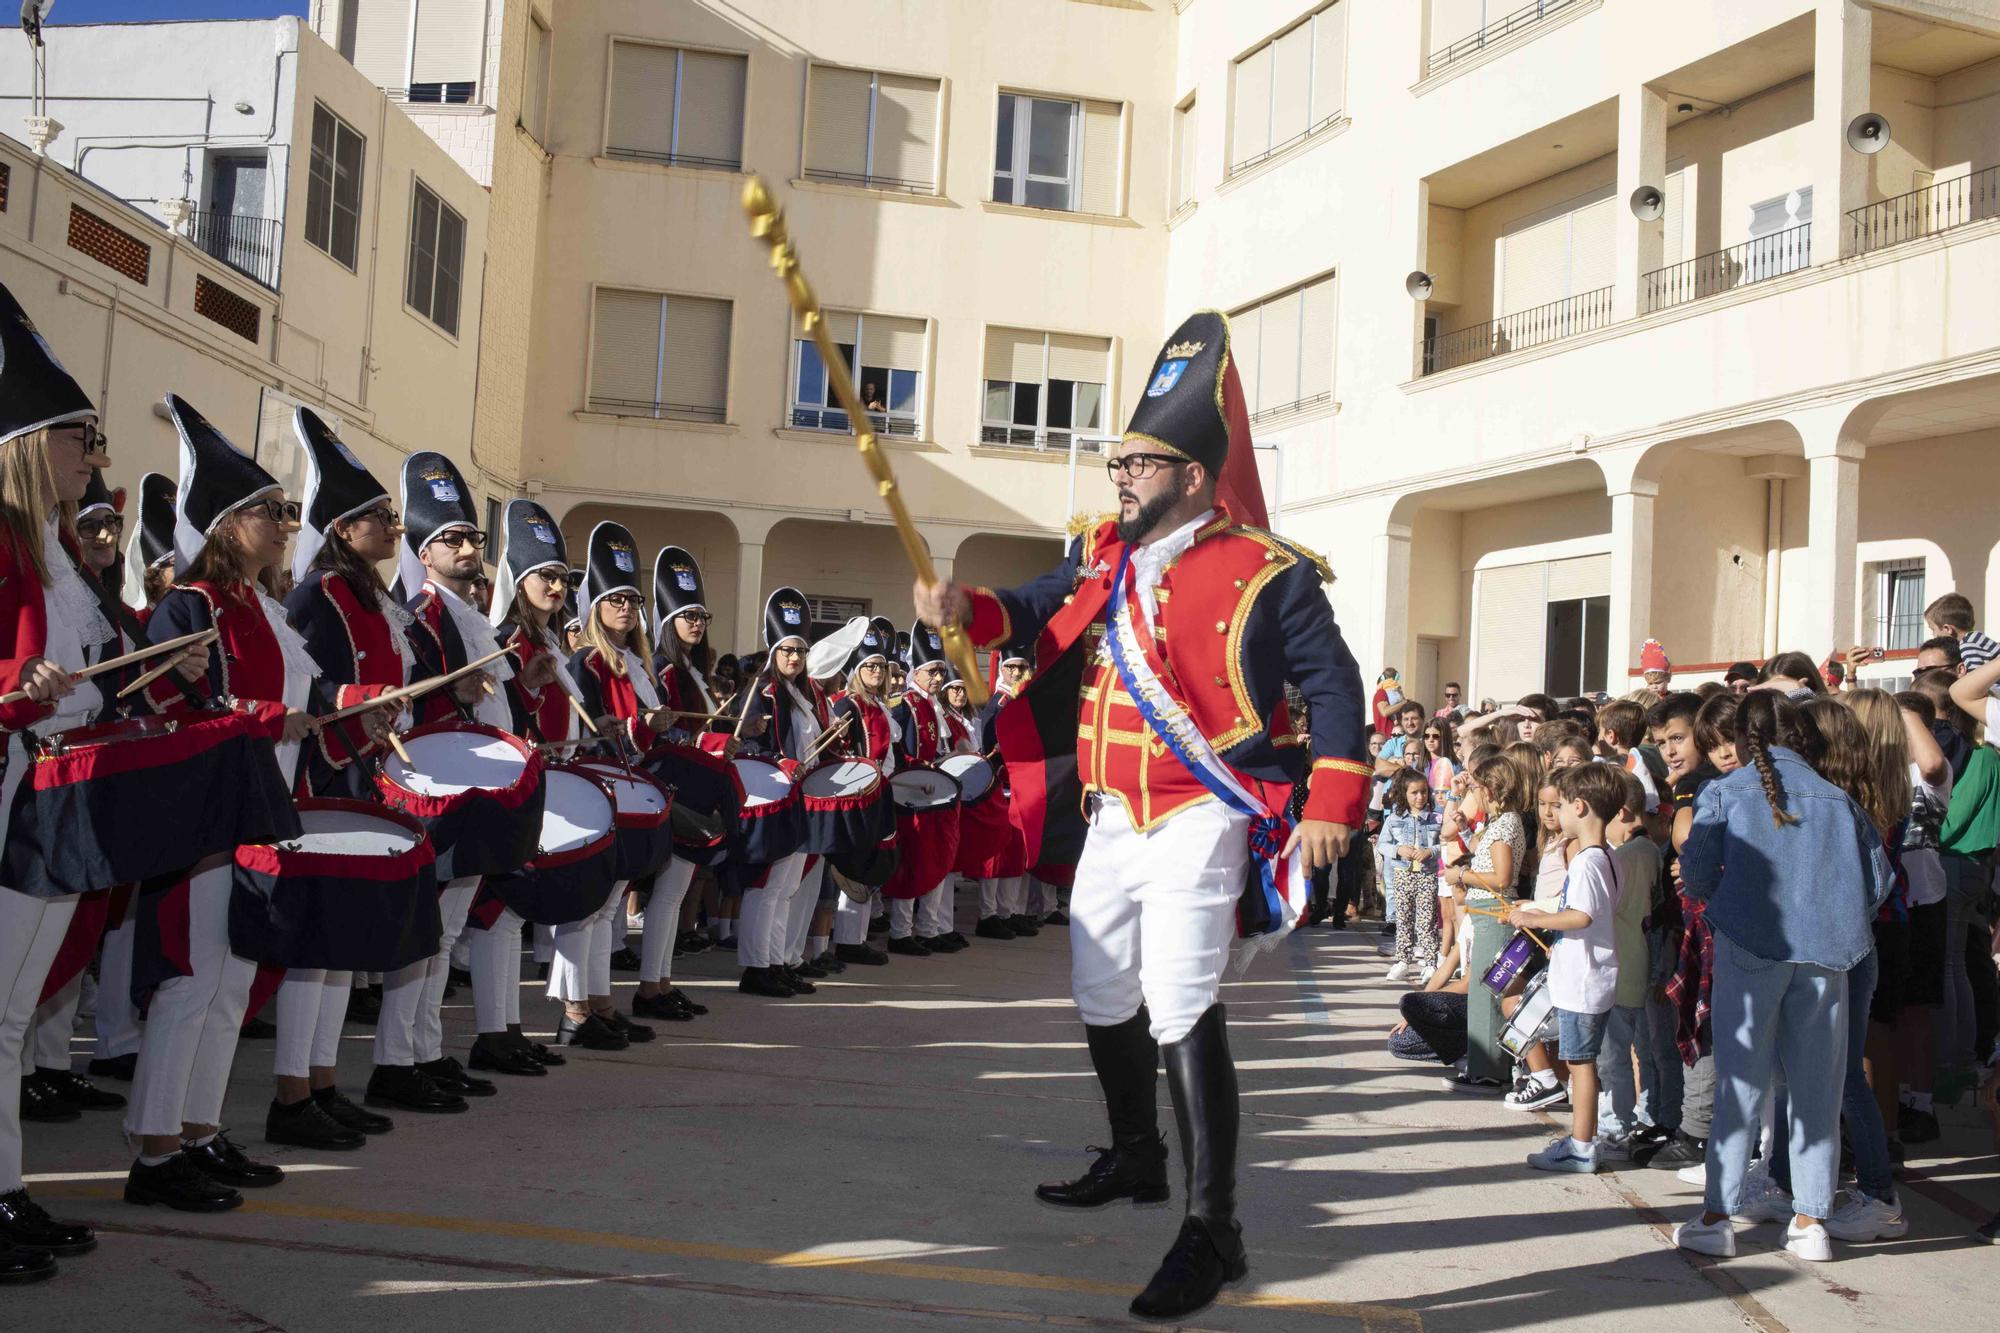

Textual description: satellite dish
[1628,185,1665,221]
[1404,270,1435,301]
[1845,112,1890,154]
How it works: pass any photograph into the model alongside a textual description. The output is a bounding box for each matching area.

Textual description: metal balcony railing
[1848,165,2000,255]
[790,406,920,437]
[186,209,281,289]
[1427,0,1583,75]
[1420,286,1613,374]
[978,425,1109,453]
[1641,222,1811,313]
[801,167,936,195]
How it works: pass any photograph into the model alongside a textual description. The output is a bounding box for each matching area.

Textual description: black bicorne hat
[652,545,706,627]
[167,394,280,571]
[398,450,478,597]
[489,498,567,629]
[122,471,174,610]
[292,407,390,584]
[0,280,96,447]
[763,585,811,650]
[1123,310,1234,478]
[904,617,945,670]
[583,521,644,612]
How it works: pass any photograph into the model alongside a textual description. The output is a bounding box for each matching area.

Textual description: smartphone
[1870,647,1886,661]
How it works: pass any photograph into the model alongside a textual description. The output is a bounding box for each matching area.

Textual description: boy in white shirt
[1507,762,1625,1173]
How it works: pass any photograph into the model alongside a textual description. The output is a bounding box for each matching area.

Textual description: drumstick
[1,629,219,706]
[314,647,511,725]
[801,713,853,764]
[114,646,205,700]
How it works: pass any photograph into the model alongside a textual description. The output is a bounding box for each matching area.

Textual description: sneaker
[1440,1071,1504,1094]
[1672,1214,1736,1257]
[1783,1219,1833,1262]
[1677,1163,1708,1187]
[1526,1136,1600,1173]
[1733,1178,1796,1223]
[1384,961,1411,983]
[1976,1211,2000,1245]
[1641,1131,1708,1170]
[1597,1132,1635,1162]
[1824,1192,1907,1241]
[1503,1077,1568,1112]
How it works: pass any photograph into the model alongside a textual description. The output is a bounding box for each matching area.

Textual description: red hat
[1639,639,1671,675]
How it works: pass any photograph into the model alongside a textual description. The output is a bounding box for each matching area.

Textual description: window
[1171,96,1198,213]
[1544,596,1610,696]
[1229,273,1336,422]
[804,64,942,193]
[607,42,747,170]
[1873,559,1927,652]
[588,288,732,422]
[1229,2,1346,175]
[485,498,502,547]
[405,180,466,336]
[993,93,1122,214]
[407,82,475,104]
[1474,554,1606,700]
[521,15,551,142]
[304,102,365,269]
[791,310,925,437]
[808,595,869,641]
[1498,186,1614,316]
[411,0,483,101]
[980,327,1110,450]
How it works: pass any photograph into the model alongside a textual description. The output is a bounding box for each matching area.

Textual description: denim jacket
[1380,808,1443,876]
[1679,748,1892,970]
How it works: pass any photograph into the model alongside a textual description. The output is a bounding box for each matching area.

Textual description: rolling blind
[661,296,732,416]
[1310,3,1347,123]
[1258,290,1302,410]
[807,308,860,347]
[1429,0,1487,48]
[1499,212,1570,315]
[1568,195,1617,294]
[1269,21,1312,147]
[1046,332,1109,383]
[1230,308,1262,413]
[1297,275,1337,400]
[411,0,483,87]
[608,42,677,159]
[1173,100,1197,208]
[591,290,663,409]
[521,18,550,140]
[806,65,872,179]
[1078,101,1122,215]
[349,0,411,91]
[984,327,1046,383]
[1476,563,1547,702]
[873,74,941,187]
[674,51,747,166]
[1230,45,1271,167]
[1546,553,1610,601]
[861,315,927,369]
[1662,169,1686,268]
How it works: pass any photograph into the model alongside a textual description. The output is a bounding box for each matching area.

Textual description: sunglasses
[431,529,488,550]
[1105,452,1183,482]
[247,498,301,525]
[78,516,124,540]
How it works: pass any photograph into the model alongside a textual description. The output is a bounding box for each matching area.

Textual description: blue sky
[49,1,307,22]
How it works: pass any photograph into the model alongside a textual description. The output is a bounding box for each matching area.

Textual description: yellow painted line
[45,1185,1419,1327]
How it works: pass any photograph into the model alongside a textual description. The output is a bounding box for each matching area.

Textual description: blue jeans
[1595,1005,1643,1136]
[1704,931,1849,1219]
[1639,993,1684,1132]
[1771,944,1895,1204]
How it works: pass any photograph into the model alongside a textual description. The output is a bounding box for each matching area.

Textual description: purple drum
[1481,928,1542,995]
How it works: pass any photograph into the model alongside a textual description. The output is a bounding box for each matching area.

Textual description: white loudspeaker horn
[1845,112,1890,154]
[1628,185,1665,221]
[1404,270,1435,301]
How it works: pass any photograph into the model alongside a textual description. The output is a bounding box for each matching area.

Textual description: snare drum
[798,757,891,856]
[4,710,303,899]
[881,764,960,901]
[730,754,806,865]
[230,799,441,971]
[939,755,1012,876]
[645,741,740,867]
[378,721,545,880]
[575,761,675,881]
[486,765,620,926]
[1482,929,1543,995]
[1499,970,1558,1060]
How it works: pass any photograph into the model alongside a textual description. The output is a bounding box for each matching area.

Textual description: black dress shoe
[240,1015,276,1039]
[418,1055,497,1096]
[555,1012,629,1049]
[19,1075,81,1122]
[664,987,708,1016]
[313,1086,393,1133]
[738,966,796,997]
[365,1064,468,1113]
[976,917,1017,940]
[1046,909,1069,925]
[448,966,474,988]
[886,936,931,957]
[86,1052,137,1081]
[816,952,847,974]
[678,931,711,955]
[1129,1216,1247,1321]
[602,1010,654,1042]
[777,966,816,995]
[836,942,889,966]
[345,987,381,1024]
[869,913,890,935]
[0,1188,94,1256]
[795,958,829,979]
[507,1025,565,1066]
[469,1034,549,1074]
[184,1132,284,1188]
[631,992,695,1022]
[265,1097,365,1151]
[1007,915,1041,937]
[0,1239,54,1284]
[1036,1138,1171,1209]
[123,1153,242,1212]
[609,946,641,972]
[941,931,970,950]
[34,1067,127,1111]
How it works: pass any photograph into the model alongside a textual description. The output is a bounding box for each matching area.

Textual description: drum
[230,799,442,971]
[4,709,302,899]
[881,765,960,901]
[378,721,545,880]
[647,741,740,867]
[940,754,1011,876]
[1499,970,1558,1060]
[798,757,892,856]
[938,754,993,804]
[575,760,675,882]
[1481,929,1545,995]
[486,765,620,926]
[730,754,806,865]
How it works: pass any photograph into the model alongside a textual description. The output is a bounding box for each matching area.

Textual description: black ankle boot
[1035,1010,1169,1209]
[1130,1004,1246,1321]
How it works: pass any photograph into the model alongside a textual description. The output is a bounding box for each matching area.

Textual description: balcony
[185,209,280,289]
[1849,165,2000,257]
[1642,223,1812,314]
[1421,287,1613,375]
[977,426,1109,454]
[789,406,919,437]
[800,167,933,196]
[1427,0,1586,77]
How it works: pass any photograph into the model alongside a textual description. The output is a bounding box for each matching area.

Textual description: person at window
[861,380,886,412]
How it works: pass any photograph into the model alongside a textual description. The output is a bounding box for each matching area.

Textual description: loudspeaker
[1845,112,1890,154]
[1628,185,1665,221]
[1404,270,1435,301]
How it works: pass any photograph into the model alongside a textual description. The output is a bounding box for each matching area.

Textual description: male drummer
[892,623,967,954]
[916,312,1369,1320]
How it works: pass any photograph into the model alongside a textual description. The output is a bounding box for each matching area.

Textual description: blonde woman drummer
[826,616,900,967]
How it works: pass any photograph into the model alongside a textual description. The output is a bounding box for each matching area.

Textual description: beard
[1116,488,1182,544]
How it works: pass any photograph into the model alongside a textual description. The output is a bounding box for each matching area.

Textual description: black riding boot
[1035,1009,1168,1209]
[1130,1003,1247,1321]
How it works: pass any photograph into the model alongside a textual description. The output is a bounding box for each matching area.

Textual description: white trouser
[832,875,872,945]
[783,858,822,967]
[126,864,253,1136]
[888,897,916,939]
[915,876,952,937]
[549,885,622,1003]
[470,908,523,1033]
[1070,797,1247,1045]
[978,877,1003,918]
[2,886,77,1191]
[273,971,351,1078]
[1001,876,1028,917]
[738,853,804,969]
[640,858,697,984]
[413,876,480,1064]
[95,913,142,1059]
[31,971,81,1071]
[375,954,427,1067]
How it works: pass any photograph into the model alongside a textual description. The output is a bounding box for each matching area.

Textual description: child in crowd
[1596,770,1665,1156]
[1508,763,1626,1172]
[1925,591,1999,681]
[1383,771,1444,982]
[1366,731,1392,924]
[1439,754,1533,1091]
[1532,782,1570,906]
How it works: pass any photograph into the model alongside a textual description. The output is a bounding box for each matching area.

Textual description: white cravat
[1128,507,1214,631]
[433,580,513,729]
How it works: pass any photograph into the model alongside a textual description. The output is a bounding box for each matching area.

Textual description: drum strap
[76,548,205,708]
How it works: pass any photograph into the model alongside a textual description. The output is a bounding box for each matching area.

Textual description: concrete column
[1810,0,1873,265]
[732,541,765,655]
[1606,481,1659,689]
[1613,86,1668,320]
[1372,523,1413,679]
[1803,444,1864,657]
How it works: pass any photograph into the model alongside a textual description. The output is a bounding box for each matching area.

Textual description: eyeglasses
[675,610,713,624]
[247,498,301,525]
[773,645,806,659]
[431,529,487,550]
[1105,452,1183,482]
[601,592,644,608]
[354,506,400,528]
[78,516,124,540]
[1423,732,1442,741]
[528,568,568,588]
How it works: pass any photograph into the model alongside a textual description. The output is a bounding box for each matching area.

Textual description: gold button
[1213,675,1227,687]
[1264,551,1276,562]
[1214,621,1226,633]
[1062,595,1073,605]
[1234,716,1244,726]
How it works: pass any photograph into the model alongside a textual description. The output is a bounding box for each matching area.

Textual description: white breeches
[640,858,697,984]
[1,886,76,1190]
[126,864,252,1136]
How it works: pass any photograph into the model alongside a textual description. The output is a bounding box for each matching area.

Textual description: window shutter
[411,0,483,87]
[1546,554,1610,602]
[1230,45,1271,168]
[873,75,941,188]
[1568,195,1617,294]
[806,65,873,179]
[1499,212,1570,315]
[348,1,411,92]
[861,315,927,370]
[1662,169,1686,269]
[984,327,1046,383]
[608,42,677,159]
[1475,563,1547,702]
[1297,276,1337,400]
[673,51,747,166]
[1259,290,1301,409]
[1173,100,1197,208]
[1429,0,1488,48]
[1229,306,1262,413]
[1046,332,1109,383]
[522,19,550,140]
[661,296,732,417]
[1269,22,1312,147]
[805,308,859,347]
[1078,101,1123,215]
[591,290,664,411]
[1310,3,1347,124]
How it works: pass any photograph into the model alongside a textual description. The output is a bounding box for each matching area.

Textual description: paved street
[15,913,1997,1331]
